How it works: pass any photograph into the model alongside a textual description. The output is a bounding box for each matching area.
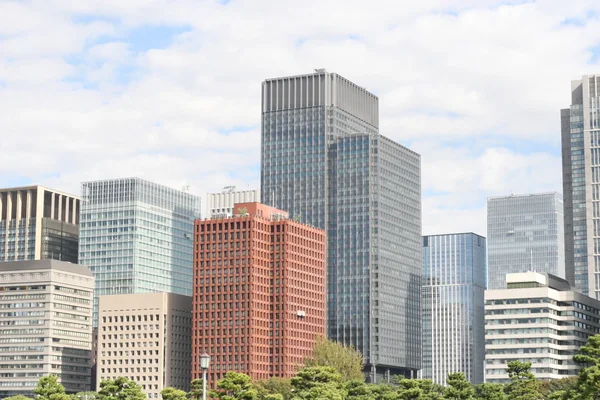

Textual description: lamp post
[200,353,211,400]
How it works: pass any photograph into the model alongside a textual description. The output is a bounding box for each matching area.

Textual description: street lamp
[200,353,211,400]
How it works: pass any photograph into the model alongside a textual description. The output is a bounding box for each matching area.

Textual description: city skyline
[3,1,596,236]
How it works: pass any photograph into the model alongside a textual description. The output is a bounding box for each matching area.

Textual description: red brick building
[191,202,326,385]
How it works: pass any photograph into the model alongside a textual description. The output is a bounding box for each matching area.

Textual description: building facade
[562,75,600,297]
[205,187,260,218]
[192,202,326,385]
[422,233,486,385]
[0,186,79,263]
[485,272,600,383]
[260,69,422,380]
[78,177,201,325]
[487,193,565,290]
[96,292,192,398]
[0,260,94,397]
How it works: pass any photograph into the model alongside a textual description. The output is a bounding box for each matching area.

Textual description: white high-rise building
[205,187,260,218]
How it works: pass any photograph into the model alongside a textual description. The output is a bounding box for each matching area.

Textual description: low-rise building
[0,260,94,397]
[485,272,600,382]
[96,292,192,398]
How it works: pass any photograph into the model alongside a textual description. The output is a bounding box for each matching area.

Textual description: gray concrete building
[487,193,565,290]
[96,292,192,399]
[422,233,486,385]
[0,260,94,397]
[260,69,422,380]
[562,75,600,297]
[0,186,79,263]
[485,272,600,383]
[205,186,260,218]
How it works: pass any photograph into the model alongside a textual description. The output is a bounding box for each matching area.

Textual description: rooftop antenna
[182,185,190,192]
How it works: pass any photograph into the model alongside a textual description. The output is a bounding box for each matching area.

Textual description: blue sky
[1,0,599,235]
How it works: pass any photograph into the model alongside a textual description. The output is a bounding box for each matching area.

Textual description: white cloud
[0,0,596,233]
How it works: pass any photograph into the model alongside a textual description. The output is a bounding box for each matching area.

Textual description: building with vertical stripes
[422,233,486,384]
[0,186,79,263]
[192,202,326,385]
[205,187,260,218]
[260,69,422,381]
[78,178,201,325]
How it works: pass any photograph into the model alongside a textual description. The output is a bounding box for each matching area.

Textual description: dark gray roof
[0,260,93,277]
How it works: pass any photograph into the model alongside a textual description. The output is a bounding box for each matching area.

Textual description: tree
[474,383,506,400]
[189,379,204,400]
[98,377,145,400]
[345,380,374,400]
[35,375,70,400]
[304,336,364,382]
[161,387,187,400]
[369,384,399,400]
[444,373,474,400]
[256,377,293,400]
[291,366,347,400]
[5,396,33,400]
[397,378,425,400]
[210,371,258,400]
[573,334,600,400]
[505,361,543,400]
[540,377,578,400]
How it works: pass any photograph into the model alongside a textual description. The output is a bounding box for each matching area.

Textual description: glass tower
[261,70,422,380]
[487,193,565,290]
[421,233,486,385]
[562,75,600,297]
[78,178,201,324]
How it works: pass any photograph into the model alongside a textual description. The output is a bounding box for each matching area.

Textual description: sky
[1,0,600,236]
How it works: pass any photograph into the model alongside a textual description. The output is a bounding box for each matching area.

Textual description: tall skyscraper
[260,70,422,380]
[205,186,260,218]
[192,202,326,385]
[0,186,79,263]
[78,178,201,324]
[485,272,600,383]
[562,75,600,297]
[0,260,94,397]
[421,233,486,385]
[96,292,192,398]
[487,193,565,290]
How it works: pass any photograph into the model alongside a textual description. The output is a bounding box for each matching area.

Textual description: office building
[260,69,422,380]
[562,75,600,297]
[485,272,600,383]
[422,233,486,385]
[0,185,79,263]
[96,292,192,398]
[0,260,94,397]
[78,177,201,325]
[487,193,565,290]
[205,187,260,218]
[192,202,326,385]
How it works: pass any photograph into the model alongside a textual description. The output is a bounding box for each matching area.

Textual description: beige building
[0,260,94,398]
[0,186,80,263]
[205,186,260,218]
[96,293,192,398]
[485,272,600,383]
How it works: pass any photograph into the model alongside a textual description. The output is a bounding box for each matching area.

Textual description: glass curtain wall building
[487,193,565,290]
[562,75,600,297]
[421,233,486,385]
[78,178,201,324]
[261,70,422,380]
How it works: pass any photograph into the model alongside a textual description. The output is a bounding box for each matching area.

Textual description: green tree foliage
[291,366,347,400]
[345,380,374,400]
[35,375,71,400]
[72,392,100,400]
[98,377,146,400]
[5,396,33,400]
[444,373,474,400]
[304,336,364,382]
[397,378,426,400]
[539,377,578,400]
[505,361,543,400]
[161,387,187,400]
[256,377,293,400]
[369,383,399,400]
[573,334,600,400]
[189,379,204,400]
[210,371,258,400]
[474,383,506,400]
